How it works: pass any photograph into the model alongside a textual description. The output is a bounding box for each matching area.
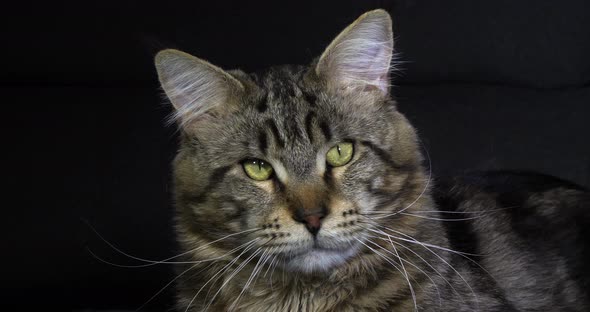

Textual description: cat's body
[433,171,590,312]
[155,10,589,311]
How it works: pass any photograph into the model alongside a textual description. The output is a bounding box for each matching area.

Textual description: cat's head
[155,10,428,273]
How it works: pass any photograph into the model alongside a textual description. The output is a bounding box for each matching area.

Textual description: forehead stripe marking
[285,110,301,141]
[265,119,285,148]
[256,92,268,112]
[319,120,332,142]
[258,129,268,153]
[303,91,317,106]
[305,111,316,143]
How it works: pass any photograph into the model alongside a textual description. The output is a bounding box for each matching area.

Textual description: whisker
[88,237,263,269]
[373,224,498,300]
[391,136,433,215]
[355,238,418,312]
[365,231,460,308]
[397,212,483,222]
[85,220,260,267]
[263,247,281,278]
[359,211,483,222]
[366,136,432,221]
[261,245,284,293]
[365,224,479,310]
[267,247,286,291]
[409,206,518,214]
[268,252,282,291]
[364,205,518,216]
[202,238,275,311]
[135,261,214,312]
[229,248,274,311]
[281,255,287,288]
[365,236,442,307]
[388,235,417,311]
[363,222,481,257]
[355,238,402,272]
[185,239,260,312]
[215,248,265,312]
[209,248,263,311]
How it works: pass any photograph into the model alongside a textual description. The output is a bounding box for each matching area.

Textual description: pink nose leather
[304,214,322,235]
[304,215,321,229]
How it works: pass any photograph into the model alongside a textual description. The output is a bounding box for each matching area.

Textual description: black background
[3,0,590,310]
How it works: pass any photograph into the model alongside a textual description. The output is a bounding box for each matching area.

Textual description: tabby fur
[154,9,590,311]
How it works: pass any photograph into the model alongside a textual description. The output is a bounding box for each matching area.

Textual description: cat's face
[156,10,426,273]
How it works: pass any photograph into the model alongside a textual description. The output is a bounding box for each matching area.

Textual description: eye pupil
[326,142,353,167]
[243,159,274,181]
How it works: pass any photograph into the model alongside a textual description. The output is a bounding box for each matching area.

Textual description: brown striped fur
[155,9,589,312]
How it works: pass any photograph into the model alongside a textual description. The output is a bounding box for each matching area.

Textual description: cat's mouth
[281,242,361,273]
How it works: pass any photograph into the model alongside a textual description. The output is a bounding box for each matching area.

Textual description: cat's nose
[293,209,326,236]
[304,214,322,235]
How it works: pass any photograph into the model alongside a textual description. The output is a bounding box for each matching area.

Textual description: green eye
[326,142,354,167]
[243,159,274,181]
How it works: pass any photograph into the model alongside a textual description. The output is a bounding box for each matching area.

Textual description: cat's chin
[283,245,360,273]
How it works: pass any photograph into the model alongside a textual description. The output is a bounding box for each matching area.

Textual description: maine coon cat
[154,9,589,311]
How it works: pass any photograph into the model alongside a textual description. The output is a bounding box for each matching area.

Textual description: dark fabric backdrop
[3,0,589,310]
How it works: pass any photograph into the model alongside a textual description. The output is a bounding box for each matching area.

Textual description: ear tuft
[154,49,243,127]
[316,9,394,94]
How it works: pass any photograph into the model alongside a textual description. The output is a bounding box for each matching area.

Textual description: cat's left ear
[316,9,393,95]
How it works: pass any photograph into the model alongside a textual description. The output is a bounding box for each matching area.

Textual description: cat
[154,9,590,311]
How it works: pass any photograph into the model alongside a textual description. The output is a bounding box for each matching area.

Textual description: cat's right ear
[154,49,244,128]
